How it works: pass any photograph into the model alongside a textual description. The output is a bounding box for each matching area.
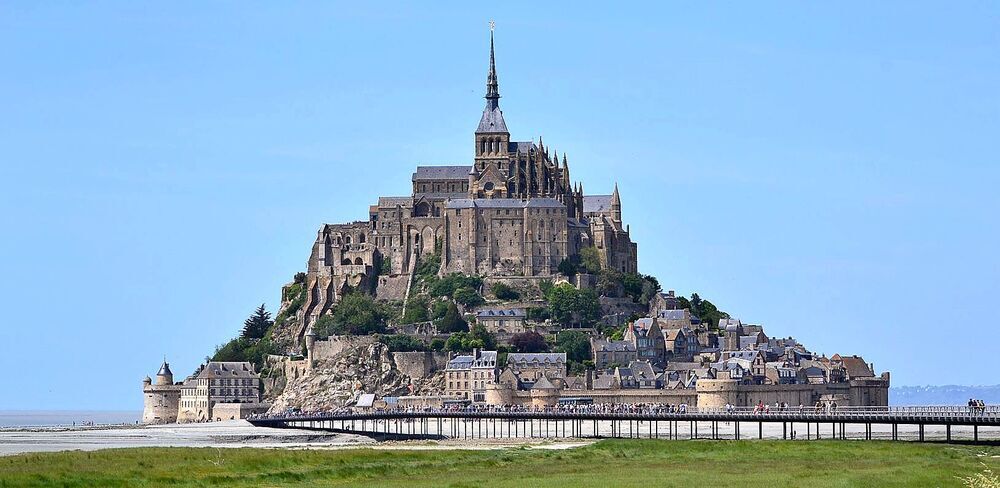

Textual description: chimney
[667,290,675,297]
[586,369,594,390]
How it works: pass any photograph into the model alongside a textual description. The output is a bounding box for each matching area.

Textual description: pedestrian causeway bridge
[250,406,1000,443]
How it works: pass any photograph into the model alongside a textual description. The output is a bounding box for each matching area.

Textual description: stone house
[591,338,637,369]
[177,362,263,423]
[475,308,527,337]
[624,318,666,366]
[506,352,567,387]
[445,349,499,402]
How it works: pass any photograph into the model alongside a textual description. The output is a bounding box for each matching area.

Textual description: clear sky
[1,2,997,410]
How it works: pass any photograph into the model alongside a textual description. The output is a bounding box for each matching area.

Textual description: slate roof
[157,362,173,377]
[412,166,473,181]
[378,196,413,207]
[476,308,526,318]
[725,350,761,362]
[447,355,474,370]
[508,141,536,154]
[592,338,636,352]
[583,195,613,213]
[196,362,257,379]
[628,361,656,380]
[508,352,566,364]
[531,375,557,390]
[477,105,508,133]
[840,355,874,378]
[446,198,565,209]
[658,309,688,321]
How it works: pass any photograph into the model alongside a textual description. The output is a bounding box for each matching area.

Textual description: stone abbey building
[297,32,637,341]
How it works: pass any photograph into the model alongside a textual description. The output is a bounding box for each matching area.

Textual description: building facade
[176,362,263,423]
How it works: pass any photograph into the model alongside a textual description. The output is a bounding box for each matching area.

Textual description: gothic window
[358,234,366,243]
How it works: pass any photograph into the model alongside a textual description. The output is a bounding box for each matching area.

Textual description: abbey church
[297,31,637,341]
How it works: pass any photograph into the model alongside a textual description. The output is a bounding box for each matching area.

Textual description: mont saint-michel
[138,30,889,425]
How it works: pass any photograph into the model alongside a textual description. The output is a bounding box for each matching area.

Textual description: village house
[506,352,567,387]
[475,308,527,338]
[445,349,499,401]
[591,337,637,369]
[624,318,666,366]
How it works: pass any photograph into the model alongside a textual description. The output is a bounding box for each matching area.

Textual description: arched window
[344,236,352,245]
[354,257,364,265]
[358,234,366,243]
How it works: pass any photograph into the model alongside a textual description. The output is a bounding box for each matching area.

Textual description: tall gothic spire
[476,22,508,134]
[485,27,500,107]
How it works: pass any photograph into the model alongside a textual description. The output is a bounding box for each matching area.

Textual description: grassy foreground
[1,440,998,487]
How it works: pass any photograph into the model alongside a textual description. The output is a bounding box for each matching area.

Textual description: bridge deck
[250,407,1000,443]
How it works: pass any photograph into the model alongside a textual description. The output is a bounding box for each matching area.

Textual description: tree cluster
[313,293,391,336]
[445,324,497,352]
[677,293,730,328]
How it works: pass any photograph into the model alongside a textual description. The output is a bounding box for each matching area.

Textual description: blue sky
[1,2,997,410]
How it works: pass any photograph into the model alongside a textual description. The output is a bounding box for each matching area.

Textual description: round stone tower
[142,360,181,424]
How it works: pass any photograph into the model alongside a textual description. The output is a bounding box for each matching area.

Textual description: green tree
[453,286,485,307]
[431,300,451,320]
[436,301,468,333]
[579,246,602,274]
[380,334,428,352]
[241,303,273,339]
[547,283,601,326]
[468,324,497,350]
[554,330,592,364]
[490,282,520,301]
[509,331,549,353]
[314,293,389,336]
[557,257,578,277]
[402,295,430,323]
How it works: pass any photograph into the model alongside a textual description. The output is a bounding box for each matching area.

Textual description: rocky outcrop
[267,342,445,413]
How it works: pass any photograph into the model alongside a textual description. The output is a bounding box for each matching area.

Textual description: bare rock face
[267,342,444,414]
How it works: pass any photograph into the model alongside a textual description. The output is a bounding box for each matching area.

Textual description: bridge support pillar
[975,424,979,442]
[783,422,787,440]
[946,424,951,442]
[758,422,763,440]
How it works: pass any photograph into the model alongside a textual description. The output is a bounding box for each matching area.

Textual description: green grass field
[1,440,998,487]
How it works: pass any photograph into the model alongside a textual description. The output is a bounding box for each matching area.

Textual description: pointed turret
[610,183,622,221]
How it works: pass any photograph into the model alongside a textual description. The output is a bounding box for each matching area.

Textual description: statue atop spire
[485,21,500,107]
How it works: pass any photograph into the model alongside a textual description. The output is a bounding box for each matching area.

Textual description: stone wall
[142,385,180,424]
[695,378,890,408]
[211,402,270,421]
[310,335,378,362]
[392,351,450,380]
[375,275,410,301]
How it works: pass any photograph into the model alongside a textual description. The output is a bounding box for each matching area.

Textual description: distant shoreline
[0,410,141,428]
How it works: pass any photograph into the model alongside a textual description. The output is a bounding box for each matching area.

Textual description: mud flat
[0,420,372,456]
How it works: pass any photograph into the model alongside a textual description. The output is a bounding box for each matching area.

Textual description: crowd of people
[968,398,988,414]
[250,400,995,421]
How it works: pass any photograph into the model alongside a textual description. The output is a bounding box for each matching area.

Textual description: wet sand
[0,420,592,456]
